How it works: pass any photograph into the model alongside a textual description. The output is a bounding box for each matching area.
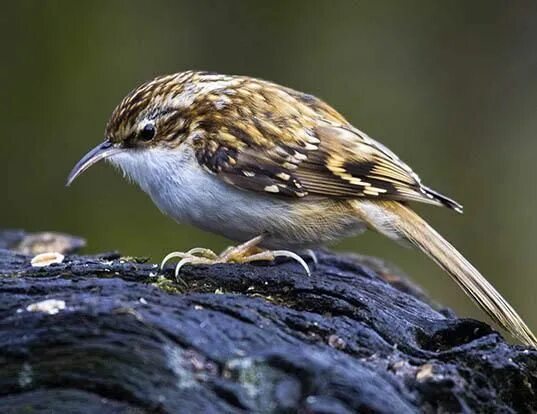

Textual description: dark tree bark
[0,230,535,414]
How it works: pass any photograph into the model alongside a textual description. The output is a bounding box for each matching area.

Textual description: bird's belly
[164,187,365,248]
[111,148,366,249]
[150,169,365,248]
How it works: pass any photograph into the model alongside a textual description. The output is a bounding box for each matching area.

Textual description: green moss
[151,275,185,294]
[118,256,150,264]
[0,272,20,278]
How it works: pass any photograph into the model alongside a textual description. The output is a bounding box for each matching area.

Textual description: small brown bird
[67,71,536,347]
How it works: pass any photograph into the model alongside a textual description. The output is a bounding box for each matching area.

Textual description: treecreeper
[67,71,537,347]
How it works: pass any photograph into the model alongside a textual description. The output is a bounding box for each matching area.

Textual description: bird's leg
[219,235,310,275]
[160,235,311,281]
[218,235,266,261]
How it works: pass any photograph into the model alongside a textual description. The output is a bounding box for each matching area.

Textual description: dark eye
[139,123,156,141]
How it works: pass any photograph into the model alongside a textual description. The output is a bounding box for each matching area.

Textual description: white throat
[108,146,195,197]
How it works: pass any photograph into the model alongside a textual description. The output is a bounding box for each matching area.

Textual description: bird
[66,70,537,348]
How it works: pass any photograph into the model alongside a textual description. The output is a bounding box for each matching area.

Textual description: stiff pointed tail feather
[354,200,537,348]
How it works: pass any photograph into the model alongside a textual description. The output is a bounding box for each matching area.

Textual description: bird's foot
[160,235,311,281]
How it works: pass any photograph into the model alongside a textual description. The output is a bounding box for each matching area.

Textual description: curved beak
[66,139,123,186]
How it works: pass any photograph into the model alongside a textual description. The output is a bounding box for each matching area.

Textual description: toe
[174,256,215,278]
[161,251,191,269]
[239,250,311,277]
[185,247,218,259]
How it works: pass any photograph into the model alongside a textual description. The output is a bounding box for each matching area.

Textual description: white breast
[108,145,366,248]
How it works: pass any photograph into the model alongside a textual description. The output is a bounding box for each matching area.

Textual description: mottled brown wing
[192,125,311,197]
[193,121,462,212]
[297,125,433,199]
[300,125,462,211]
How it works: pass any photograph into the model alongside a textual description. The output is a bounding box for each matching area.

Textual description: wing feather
[188,78,461,212]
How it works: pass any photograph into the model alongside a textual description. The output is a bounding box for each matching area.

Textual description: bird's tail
[353,200,537,348]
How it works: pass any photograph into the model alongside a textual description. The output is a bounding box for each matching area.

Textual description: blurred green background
[2,1,537,335]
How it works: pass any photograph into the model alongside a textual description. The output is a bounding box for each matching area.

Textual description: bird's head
[66,71,225,186]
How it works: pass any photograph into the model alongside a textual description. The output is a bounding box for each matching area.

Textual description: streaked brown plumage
[106,72,461,209]
[68,71,537,348]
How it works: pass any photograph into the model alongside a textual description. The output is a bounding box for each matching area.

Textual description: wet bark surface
[0,230,535,413]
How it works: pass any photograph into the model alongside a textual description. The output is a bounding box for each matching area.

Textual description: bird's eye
[139,123,156,141]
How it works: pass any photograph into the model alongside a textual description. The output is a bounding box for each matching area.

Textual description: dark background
[2,1,537,334]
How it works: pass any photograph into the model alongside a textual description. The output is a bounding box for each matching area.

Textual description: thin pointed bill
[66,140,123,186]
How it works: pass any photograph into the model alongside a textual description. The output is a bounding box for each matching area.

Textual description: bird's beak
[66,139,123,186]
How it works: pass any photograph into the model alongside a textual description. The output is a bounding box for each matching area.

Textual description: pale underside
[108,145,368,249]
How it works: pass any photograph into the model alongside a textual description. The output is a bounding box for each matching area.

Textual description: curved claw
[174,256,214,279]
[175,257,195,279]
[304,249,319,266]
[160,251,189,270]
[271,250,311,276]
